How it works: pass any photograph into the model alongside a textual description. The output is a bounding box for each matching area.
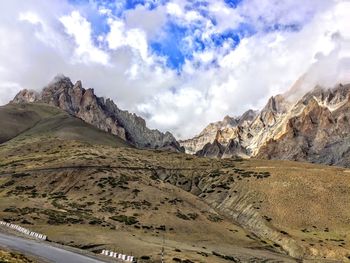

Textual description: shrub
[209,169,221,178]
[89,219,103,225]
[207,214,223,222]
[176,211,190,220]
[12,173,30,178]
[110,215,138,225]
[0,180,16,188]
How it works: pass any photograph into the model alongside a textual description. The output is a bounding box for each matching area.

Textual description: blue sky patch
[67,0,307,72]
[210,30,240,48]
[150,22,189,69]
[224,0,242,8]
[122,0,170,11]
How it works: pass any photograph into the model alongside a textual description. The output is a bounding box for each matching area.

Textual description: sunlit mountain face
[0,0,349,139]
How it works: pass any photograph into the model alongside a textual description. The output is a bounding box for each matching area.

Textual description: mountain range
[180,83,350,167]
[11,75,183,152]
[10,75,350,168]
[11,75,350,168]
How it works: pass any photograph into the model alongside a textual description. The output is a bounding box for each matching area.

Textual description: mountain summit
[12,75,183,152]
[181,83,350,167]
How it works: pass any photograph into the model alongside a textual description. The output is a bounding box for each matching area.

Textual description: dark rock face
[195,139,225,158]
[222,139,248,158]
[195,139,247,158]
[12,75,183,152]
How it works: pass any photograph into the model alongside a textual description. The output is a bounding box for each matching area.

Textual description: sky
[0,0,349,139]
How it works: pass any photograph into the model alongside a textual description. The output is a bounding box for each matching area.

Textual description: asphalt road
[0,232,106,263]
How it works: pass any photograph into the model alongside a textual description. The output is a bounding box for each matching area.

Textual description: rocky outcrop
[11,75,183,151]
[179,116,237,155]
[257,84,350,166]
[195,139,225,158]
[11,89,40,103]
[222,139,248,158]
[194,139,248,159]
[180,110,257,155]
[181,95,291,159]
[183,83,350,167]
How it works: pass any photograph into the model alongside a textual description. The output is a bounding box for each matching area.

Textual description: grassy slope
[0,103,129,148]
[0,138,285,263]
[0,104,42,144]
[0,104,349,262]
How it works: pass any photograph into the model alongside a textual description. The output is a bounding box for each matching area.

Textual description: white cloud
[106,18,150,63]
[105,19,124,49]
[0,82,22,105]
[137,87,208,137]
[207,1,243,33]
[166,1,205,25]
[138,0,350,139]
[60,11,109,65]
[124,4,166,39]
[98,6,112,16]
[18,11,41,25]
[166,2,183,17]
[235,0,332,30]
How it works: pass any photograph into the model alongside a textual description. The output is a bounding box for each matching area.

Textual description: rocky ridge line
[12,75,183,152]
[181,83,350,167]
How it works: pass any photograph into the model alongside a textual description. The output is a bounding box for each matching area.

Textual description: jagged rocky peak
[12,89,40,103]
[200,110,257,135]
[217,110,257,128]
[237,109,258,126]
[222,139,248,159]
[300,83,350,108]
[222,115,237,126]
[195,139,225,158]
[262,94,290,114]
[180,109,257,156]
[194,138,248,159]
[183,82,350,162]
[12,75,183,152]
[252,94,290,129]
[199,116,236,137]
[248,82,350,166]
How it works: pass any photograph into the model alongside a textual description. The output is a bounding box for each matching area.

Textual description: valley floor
[0,134,349,262]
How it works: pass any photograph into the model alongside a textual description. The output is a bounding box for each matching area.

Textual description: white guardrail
[1,221,136,261]
[101,250,134,262]
[0,221,47,240]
